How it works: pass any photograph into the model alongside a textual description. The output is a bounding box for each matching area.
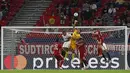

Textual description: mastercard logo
[4,55,27,70]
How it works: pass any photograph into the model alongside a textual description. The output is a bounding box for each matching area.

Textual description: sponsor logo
[18,44,125,55]
[4,55,120,69]
[4,55,27,70]
[33,57,120,69]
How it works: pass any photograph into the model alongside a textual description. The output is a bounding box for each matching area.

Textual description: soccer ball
[74,12,78,17]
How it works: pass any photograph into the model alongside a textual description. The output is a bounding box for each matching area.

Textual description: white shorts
[102,43,108,51]
[62,41,71,48]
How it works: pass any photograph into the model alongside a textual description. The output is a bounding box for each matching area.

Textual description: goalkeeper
[62,29,81,59]
[62,20,81,59]
[70,29,81,59]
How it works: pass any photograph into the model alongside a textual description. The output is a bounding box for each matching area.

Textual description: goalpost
[128,28,130,69]
[1,26,128,70]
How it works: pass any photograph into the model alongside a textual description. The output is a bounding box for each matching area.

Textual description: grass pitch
[0,70,130,73]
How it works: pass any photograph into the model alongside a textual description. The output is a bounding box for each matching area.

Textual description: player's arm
[76,39,84,47]
[20,37,28,45]
[77,43,83,49]
[73,20,79,30]
[73,21,76,30]
[98,39,102,45]
[67,33,72,39]
[76,40,83,46]
[53,44,58,50]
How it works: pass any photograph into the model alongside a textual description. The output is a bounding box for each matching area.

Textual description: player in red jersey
[76,37,88,70]
[92,30,111,62]
[52,39,64,69]
[92,30,104,57]
[20,37,28,45]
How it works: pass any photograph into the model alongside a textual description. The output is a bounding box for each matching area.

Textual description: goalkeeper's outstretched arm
[73,20,78,30]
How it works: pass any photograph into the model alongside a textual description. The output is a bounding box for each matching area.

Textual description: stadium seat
[52,0,62,4]
[35,20,42,26]
[65,16,70,26]
[49,3,55,8]
[43,15,49,25]
[89,20,93,26]
[101,0,110,6]
[35,0,129,26]
[0,20,8,26]
[55,16,60,26]
[78,0,84,7]
[128,11,130,16]
[0,0,24,26]
[6,16,13,21]
[119,7,127,12]
[83,20,89,26]
[39,16,43,25]
[7,12,16,16]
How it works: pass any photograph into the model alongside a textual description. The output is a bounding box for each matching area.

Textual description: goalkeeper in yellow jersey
[63,28,81,59]
[63,20,81,59]
[70,20,81,50]
[70,29,81,59]
[70,29,81,50]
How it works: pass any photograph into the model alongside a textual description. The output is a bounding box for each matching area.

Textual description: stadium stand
[0,0,24,26]
[0,0,129,26]
[0,0,130,70]
[34,0,130,27]
[9,0,51,26]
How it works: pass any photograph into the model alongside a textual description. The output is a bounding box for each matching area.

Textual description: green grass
[0,70,130,73]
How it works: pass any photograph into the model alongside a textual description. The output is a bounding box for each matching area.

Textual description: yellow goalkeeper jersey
[70,29,81,50]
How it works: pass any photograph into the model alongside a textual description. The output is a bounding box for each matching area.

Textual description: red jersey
[53,43,62,55]
[77,43,86,60]
[21,39,27,45]
[96,35,104,45]
[76,39,86,55]
[92,30,104,45]
[78,44,86,53]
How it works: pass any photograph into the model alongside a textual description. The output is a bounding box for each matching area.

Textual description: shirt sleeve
[67,33,72,37]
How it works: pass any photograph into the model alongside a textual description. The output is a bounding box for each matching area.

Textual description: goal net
[1,26,128,70]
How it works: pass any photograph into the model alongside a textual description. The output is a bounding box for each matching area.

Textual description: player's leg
[71,49,76,60]
[61,49,66,57]
[80,58,88,70]
[106,51,111,61]
[78,50,83,69]
[62,41,71,59]
[103,43,111,61]
[62,47,68,58]
[97,45,108,63]
[59,55,64,68]
[82,55,89,69]
[102,43,111,62]
[58,55,64,69]
[64,48,69,59]
[71,43,77,60]
[98,47,103,57]
[102,52,107,61]
[80,60,84,70]
[55,55,60,68]
[102,50,111,62]
[62,47,69,59]
[79,51,88,69]
[82,59,88,67]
